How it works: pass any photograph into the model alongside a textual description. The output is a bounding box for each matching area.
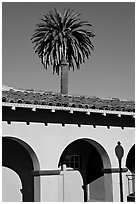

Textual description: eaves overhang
[2,88,135,127]
[2,102,135,117]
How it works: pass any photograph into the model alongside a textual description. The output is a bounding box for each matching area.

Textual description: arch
[58,138,113,202]
[125,144,135,201]
[84,138,111,169]
[126,144,135,173]
[2,136,40,202]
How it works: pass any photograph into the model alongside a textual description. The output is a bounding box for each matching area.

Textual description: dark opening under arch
[58,138,113,202]
[126,144,135,173]
[126,144,135,201]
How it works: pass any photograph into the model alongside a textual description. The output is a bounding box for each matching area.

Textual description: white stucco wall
[2,121,135,202]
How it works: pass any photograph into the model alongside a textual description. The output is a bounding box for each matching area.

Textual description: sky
[2,2,135,100]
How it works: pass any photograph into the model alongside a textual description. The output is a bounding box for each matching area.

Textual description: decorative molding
[51,108,55,113]
[7,121,11,125]
[69,109,73,114]
[11,106,16,110]
[86,111,90,115]
[93,124,96,128]
[103,112,107,116]
[32,107,36,111]
[2,102,135,117]
[118,113,121,117]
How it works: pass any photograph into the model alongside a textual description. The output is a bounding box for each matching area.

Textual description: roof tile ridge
[2,87,135,102]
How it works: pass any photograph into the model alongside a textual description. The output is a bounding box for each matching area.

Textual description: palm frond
[31,9,95,74]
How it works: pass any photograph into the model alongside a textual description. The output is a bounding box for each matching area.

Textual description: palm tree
[31,9,95,94]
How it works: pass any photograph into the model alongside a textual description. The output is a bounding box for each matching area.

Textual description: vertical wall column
[102,167,128,202]
[123,172,131,202]
[32,170,61,202]
[111,169,128,202]
[34,176,40,202]
[61,164,66,202]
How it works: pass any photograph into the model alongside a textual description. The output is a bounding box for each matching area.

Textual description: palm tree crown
[31,9,95,75]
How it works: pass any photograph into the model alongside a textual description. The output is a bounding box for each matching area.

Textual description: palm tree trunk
[61,62,69,94]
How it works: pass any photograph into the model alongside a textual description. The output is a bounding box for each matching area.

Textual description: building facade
[2,87,135,202]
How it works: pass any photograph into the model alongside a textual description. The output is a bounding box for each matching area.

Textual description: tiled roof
[2,88,135,113]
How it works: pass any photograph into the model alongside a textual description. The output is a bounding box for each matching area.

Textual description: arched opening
[126,145,135,201]
[58,138,113,202]
[126,144,135,173]
[2,167,22,202]
[2,137,40,202]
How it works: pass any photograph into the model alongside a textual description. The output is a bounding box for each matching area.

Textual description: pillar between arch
[102,167,128,202]
[32,169,63,202]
